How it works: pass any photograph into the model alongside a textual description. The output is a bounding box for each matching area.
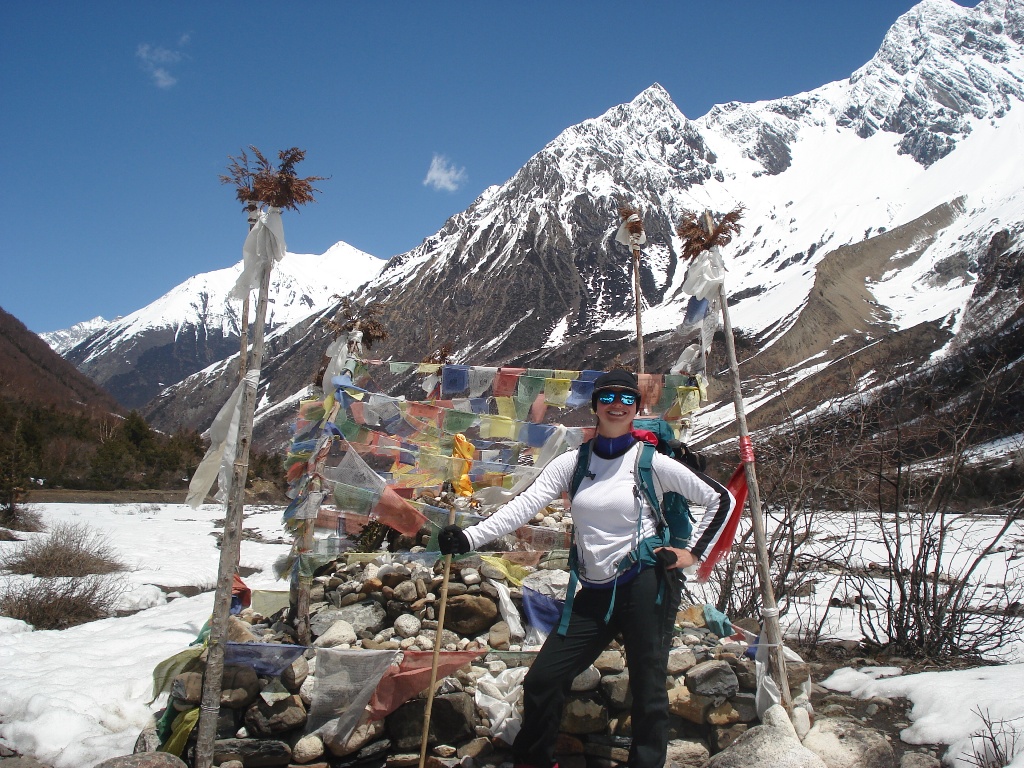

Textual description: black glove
[438,524,471,555]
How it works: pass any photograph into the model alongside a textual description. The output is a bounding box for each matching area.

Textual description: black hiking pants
[512,565,682,768]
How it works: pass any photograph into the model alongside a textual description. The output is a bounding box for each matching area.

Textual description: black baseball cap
[591,369,641,409]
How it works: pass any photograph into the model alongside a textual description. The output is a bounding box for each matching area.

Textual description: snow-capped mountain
[145,0,1023,450]
[39,316,110,356]
[63,241,383,409]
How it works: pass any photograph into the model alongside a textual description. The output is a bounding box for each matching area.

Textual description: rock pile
[141,551,896,768]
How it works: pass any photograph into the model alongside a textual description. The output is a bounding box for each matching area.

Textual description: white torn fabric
[231,206,286,300]
[670,344,702,376]
[475,665,529,744]
[185,368,260,508]
[615,214,647,248]
[681,246,726,300]
[486,578,525,641]
[321,336,349,387]
[535,424,569,467]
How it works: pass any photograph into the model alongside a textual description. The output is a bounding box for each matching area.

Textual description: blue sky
[2,1,939,334]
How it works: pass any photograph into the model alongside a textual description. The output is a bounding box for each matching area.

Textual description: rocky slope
[134,0,1024,452]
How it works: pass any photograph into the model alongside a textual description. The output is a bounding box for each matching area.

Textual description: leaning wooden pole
[703,211,792,710]
[418,507,458,768]
[194,255,274,768]
[617,206,648,374]
[631,247,646,375]
[237,203,259,378]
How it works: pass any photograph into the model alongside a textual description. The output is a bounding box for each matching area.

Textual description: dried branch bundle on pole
[676,206,793,712]
[194,147,324,768]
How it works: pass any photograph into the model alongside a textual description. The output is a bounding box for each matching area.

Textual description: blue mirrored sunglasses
[596,390,638,406]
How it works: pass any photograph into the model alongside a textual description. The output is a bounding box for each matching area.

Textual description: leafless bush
[0,574,126,629]
[701,348,1024,658]
[2,522,125,577]
[964,707,1024,767]
[0,503,43,532]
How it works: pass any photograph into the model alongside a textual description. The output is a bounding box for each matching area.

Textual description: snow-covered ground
[1,502,1022,767]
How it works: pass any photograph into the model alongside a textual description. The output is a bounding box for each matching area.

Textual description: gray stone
[243,694,307,736]
[600,671,631,710]
[213,738,292,767]
[221,664,261,709]
[324,716,384,757]
[570,665,601,692]
[312,619,357,648]
[337,600,388,635]
[393,580,419,602]
[442,594,498,635]
[802,717,896,768]
[170,670,204,704]
[666,738,711,768]
[291,733,325,763]
[667,648,698,676]
[309,608,344,637]
[685,660,739,698]
[900,753,942,768]
[706,705,828,768]
[393,613,422,638]
[488,620,511,650]
[94,755,188,768]
[560,695,608,734]
[594,650,625,674]
[280,654,309,692]
[386,692,478,750]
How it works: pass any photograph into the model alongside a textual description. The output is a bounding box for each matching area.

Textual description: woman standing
[439,369,735,768]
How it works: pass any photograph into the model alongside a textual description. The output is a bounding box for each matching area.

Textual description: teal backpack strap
[635,442,666,529]
[559,443,592,637]
[569,440,593,498]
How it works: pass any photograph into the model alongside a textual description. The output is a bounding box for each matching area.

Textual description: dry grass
[2,522,125,577]
[0,575,125,629]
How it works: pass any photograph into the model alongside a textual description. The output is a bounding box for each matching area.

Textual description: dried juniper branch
[677,207,745,260]
[617,204,645,237]
[222,146,328,212]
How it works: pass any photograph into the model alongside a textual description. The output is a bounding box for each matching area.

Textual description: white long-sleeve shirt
[464,442,735,584]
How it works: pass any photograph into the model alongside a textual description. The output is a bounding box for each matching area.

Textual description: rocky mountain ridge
[43,0,1024,456]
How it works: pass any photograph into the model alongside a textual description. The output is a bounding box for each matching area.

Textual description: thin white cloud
[423,154,467,192]
[136,39,188,89]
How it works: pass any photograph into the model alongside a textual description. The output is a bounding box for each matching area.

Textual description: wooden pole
[418,509,458,768]
[632,246,646,374]
[704,211,792,711]
[237,204,258,379]
[194,233,276,768]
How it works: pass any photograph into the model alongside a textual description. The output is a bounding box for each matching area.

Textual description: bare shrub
[701,345,1024,658]
[965,707,1024,767]
[0,528,21,541]
[2,522,125,577]
[0,503,43,532]
[0,575,126,629]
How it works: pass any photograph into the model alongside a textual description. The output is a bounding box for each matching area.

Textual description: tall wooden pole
[237,204,258,378]
[631,246,646,374]
[418,508,458,768]
[194,238,276,768]
[704,211,792,711]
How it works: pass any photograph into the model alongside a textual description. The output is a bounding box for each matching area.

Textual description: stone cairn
[143,503,902,768]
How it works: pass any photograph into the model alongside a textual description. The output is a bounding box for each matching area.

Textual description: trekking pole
[703,210,793,711]
[418,507,458,768]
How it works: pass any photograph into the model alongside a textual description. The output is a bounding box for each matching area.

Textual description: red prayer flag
[696,464,748,583]
[371,485,429,536]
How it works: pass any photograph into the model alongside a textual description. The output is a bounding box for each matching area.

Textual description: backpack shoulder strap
[635,442,667,528]
[569,440,593,499]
